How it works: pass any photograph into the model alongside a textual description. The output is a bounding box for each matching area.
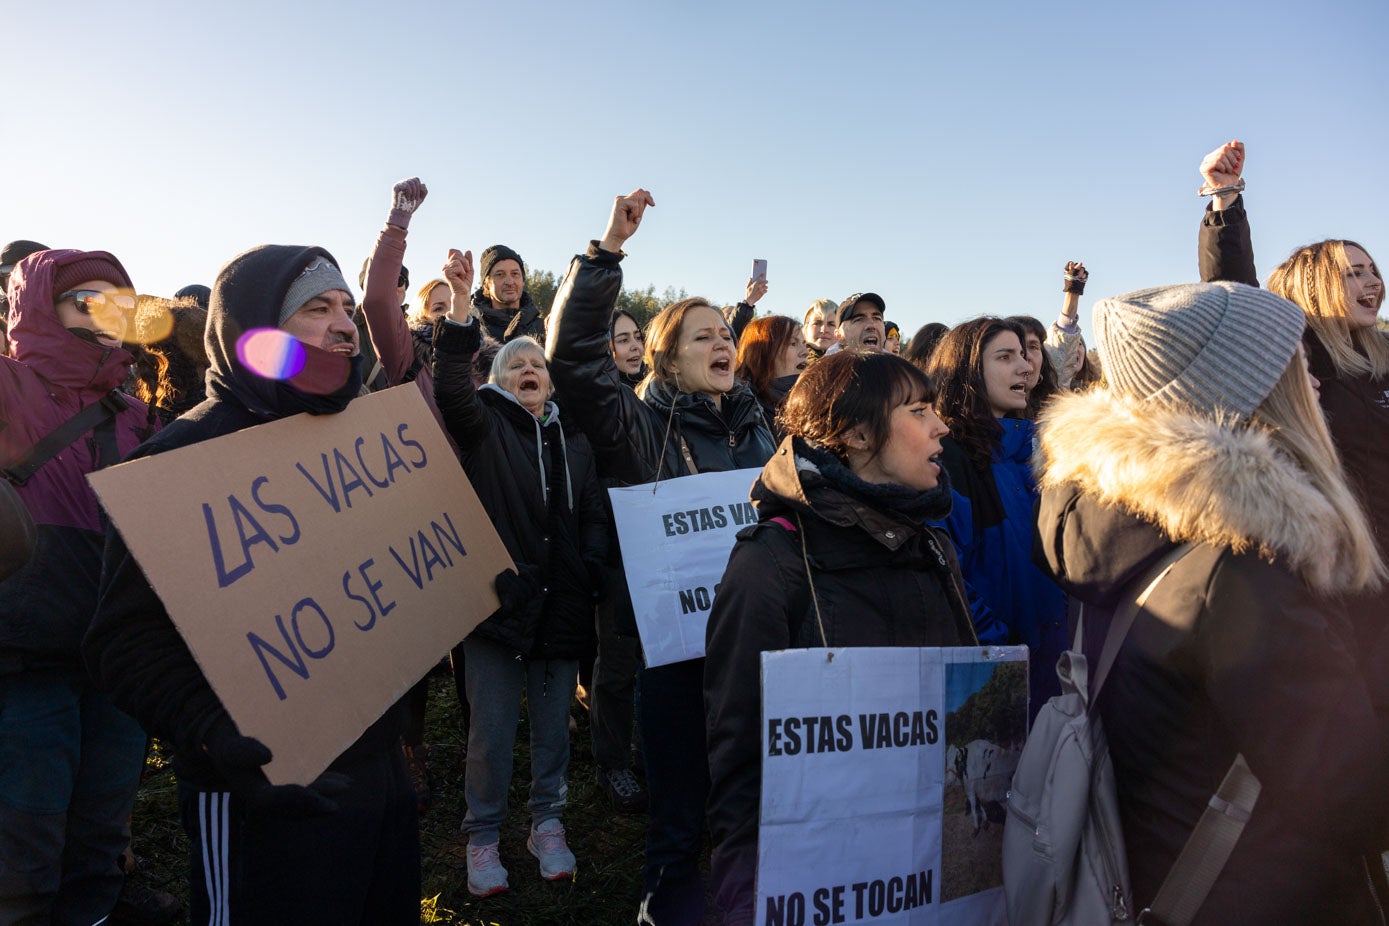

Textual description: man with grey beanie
[470,243,545,343]
[84,245,422,923]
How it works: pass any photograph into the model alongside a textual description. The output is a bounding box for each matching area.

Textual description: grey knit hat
[1094,282,1305,420]
[279,256,350,326]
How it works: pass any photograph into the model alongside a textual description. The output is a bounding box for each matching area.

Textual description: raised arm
[362,178,429,384]
[1196,140,1259,286]
[1047,261,1089,390]
[725,274,767,341]
[546,190,673,484]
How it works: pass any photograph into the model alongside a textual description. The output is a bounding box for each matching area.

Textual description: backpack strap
[767,516,796,532]
[1085,542,1195,702]
[2,389,129,487]
[1141,755,1260,926]
[1078,541,1260,926]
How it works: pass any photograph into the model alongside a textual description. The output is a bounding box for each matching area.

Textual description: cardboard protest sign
[608,468,763,666]
[89,385,512,785]
[757,646,1028,925]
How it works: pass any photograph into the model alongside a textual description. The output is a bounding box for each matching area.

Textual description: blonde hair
[407,279,450,327]
[803,298,838,327]
[1267,240,1389,378]
[1249,346,1385,592]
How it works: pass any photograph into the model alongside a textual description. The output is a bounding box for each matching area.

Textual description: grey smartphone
[751,259,767,282]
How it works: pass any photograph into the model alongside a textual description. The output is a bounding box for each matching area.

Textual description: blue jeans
[461,637,576,846]
[636,658,709,926]
[0,669,146,926]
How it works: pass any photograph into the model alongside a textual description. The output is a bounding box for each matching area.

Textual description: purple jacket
[1,249,155,670]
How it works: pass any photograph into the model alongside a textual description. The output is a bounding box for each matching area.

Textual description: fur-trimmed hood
[1035,388,1356,595]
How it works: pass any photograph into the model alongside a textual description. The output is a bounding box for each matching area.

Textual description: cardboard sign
[608,468,763,666]
[89,385,512,785]
[757,646,1028,925]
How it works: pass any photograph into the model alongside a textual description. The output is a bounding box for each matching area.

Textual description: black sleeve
[726,301,755,342]
[545,245,672,484]
[704,528,800,923]
[431,318,490,453]
[83,520,228,752]
[575,459,610,581]
[1197,196,1259,287]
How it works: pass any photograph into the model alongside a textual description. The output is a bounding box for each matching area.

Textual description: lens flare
[237,328,306,380]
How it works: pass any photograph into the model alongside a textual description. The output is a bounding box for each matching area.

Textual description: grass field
[126,672,709,925]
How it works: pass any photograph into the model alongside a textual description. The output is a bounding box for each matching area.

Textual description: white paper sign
[608,468,763,667]
[758,646,1029,925]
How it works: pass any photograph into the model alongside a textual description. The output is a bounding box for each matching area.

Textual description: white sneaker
[528,818,577,881]
[466,841,509,897]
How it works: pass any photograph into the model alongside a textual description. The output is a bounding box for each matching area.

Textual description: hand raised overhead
[443,248,474,294]
[599,189,656,254]
[389,178,429,229]
[1199,140,1244,191]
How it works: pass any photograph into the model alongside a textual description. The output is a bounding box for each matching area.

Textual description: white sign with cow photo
[757,645,1028,926]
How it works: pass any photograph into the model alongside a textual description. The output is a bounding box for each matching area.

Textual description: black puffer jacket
[545,244,776,485]
[433,318,606,660]
[470,288,545,344]
[704,437,977,925]
[1037,387,1389,925]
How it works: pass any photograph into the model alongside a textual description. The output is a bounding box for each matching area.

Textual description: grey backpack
[1003,544,1260,926]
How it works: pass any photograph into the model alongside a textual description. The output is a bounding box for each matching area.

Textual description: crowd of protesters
[1,135,1387,926]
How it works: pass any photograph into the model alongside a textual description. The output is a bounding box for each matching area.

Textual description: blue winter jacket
[933,417,1067,714]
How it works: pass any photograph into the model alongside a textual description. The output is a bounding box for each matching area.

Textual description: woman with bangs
[1197,139,1389,634]
[546,190,777,926]
[733,314,809,438]
[704,350,976,924]
[926,317,1067,717]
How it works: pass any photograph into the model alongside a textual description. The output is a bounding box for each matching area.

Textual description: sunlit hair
[1007,314,1059,418]
[903,322,949,373]
[803,298,838,327]
[927,316,1027,469]
[736,315,801,407]
[1249,346,1384,592]
[408,279,450,328]
[638,297,728,397]
[780,350,937,464]
[488,336,546,385]
[1268,239,1389,378]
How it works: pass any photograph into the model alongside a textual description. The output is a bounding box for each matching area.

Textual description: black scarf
[796,437,954,524]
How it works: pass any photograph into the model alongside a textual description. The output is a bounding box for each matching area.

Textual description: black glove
[201,715,350,817]
[494,565,543,614]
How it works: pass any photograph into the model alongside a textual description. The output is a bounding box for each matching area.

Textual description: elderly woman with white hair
[430,313,609,898]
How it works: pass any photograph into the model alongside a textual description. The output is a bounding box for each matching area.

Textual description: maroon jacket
[0,249,155,670]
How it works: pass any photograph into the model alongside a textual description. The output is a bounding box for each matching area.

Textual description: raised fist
[389,178,429,228]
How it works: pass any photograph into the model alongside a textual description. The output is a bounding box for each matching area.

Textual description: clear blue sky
[5,0,1386,344]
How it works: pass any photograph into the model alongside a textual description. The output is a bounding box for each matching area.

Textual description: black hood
[1037,483,1179,610]
[205,244,361,419]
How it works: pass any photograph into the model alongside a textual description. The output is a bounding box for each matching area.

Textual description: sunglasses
[58,289,136,315]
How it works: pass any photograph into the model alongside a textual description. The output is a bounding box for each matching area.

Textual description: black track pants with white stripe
[176,746,419,925]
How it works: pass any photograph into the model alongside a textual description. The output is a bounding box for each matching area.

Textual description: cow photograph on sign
[941,660,1027,902]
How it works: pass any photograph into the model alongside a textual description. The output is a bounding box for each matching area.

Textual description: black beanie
[480,245,525,282]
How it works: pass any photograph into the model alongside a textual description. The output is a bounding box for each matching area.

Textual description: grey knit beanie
[279,256,350,326]
[1094,281,1305,420]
